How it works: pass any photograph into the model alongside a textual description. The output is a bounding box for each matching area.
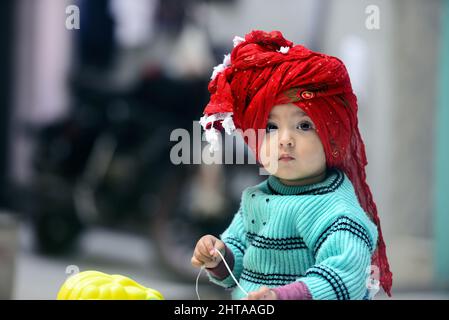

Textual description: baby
[191,30,392,300]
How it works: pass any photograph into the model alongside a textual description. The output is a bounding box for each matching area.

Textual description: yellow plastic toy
[57,271,164,300]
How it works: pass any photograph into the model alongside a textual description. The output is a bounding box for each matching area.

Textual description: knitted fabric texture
[206,169,378,300]
[200,30,392,295]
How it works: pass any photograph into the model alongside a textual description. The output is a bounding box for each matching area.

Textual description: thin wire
[195,265,205,300]
[195,249,248,300]
[215,249,249,296]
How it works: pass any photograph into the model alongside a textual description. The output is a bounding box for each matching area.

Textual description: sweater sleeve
[272,281,313,300]
[296,213,378,300]
[206,207,248,289]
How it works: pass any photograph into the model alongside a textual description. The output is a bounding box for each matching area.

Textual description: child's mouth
[279,154,295,162]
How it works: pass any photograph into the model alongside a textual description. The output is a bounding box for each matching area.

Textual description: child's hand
[241,286,278,300]
[191,235,226,269]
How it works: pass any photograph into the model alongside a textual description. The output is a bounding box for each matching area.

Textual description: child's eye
[297,121,313,131]
[266,123,278,133]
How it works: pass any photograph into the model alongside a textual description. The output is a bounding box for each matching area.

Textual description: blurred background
[0,0,448,300]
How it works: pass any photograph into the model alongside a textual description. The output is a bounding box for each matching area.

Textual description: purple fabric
[205,245,234,280]
[272,281,313,300]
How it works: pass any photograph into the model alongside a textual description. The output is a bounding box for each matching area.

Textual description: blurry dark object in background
[155,0,190,37]
[29,70,208,255]
[155,0,237,38]
[0,0,15,208]
[76,0,116,70]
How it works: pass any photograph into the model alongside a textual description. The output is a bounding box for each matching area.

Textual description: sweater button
[266,198,269,203]
[263,222,266,226]
[251,219,255,224]
[251,194,255,198]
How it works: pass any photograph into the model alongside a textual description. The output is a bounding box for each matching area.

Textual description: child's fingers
[197,239,211,256]
[214,240,225,256]
[259,286,270,294]
[245,287,271,300]
[191,256,203,268]
[258,287,274,300]
[194,247,214,263]
[246,291,260,300]
[203,236,216,256]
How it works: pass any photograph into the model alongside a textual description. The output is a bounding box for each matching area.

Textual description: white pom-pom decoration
[233,36,245,47]
[210,63,226,80]
[199,112,236,153]
[222,114,236,135]
[278,46,290,54]
[210,54,232,80]
[223,54,231,67]
[205,128,220,153]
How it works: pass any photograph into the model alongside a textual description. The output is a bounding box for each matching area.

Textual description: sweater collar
[267,168,344,196]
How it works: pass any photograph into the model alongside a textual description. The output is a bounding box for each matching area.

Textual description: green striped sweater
[207,168,378,300]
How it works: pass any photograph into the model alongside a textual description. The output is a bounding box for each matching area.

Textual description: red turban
[199,30,393,297]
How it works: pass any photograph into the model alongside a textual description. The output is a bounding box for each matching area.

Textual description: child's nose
[279,130,295,148]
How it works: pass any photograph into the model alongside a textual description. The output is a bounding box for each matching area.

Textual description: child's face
[259,103,327,185]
